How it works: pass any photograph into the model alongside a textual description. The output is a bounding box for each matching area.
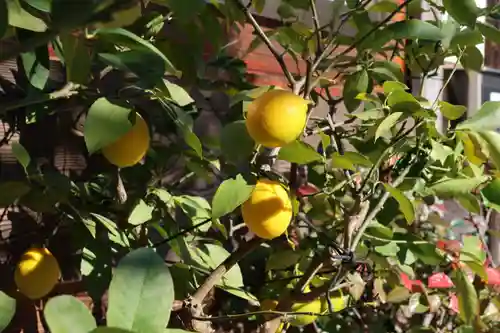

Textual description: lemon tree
[2,0,500,333]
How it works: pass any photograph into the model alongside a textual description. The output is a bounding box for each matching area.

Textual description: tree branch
[349,161,415,252]
[233,0,296,88]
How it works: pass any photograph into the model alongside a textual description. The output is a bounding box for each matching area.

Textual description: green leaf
[7,0,47,32]
[278,140,323,164]
[220,120,255,164]
[450,28,483,49]
[388,19,444,40]
[0,181,30,207]
[107,248,174,333]
[173,195,211,232]
[0,291,15,331]
[266,249,302,270]
[460,46,483,72]
[0,0,8,38]
[387,90,420,111]
[386,286,411,303]
[90,329,136,333]
[331,151,372,170]
[477,131,500,169]
[458,102,500,131]
[478,22,500,44]
[375,112,402,141]
[212,174,254,219]
[429,176,488,197]
[190,243,244,288]
[374,242,400,256]
[60,33,91,85]
[218,285,259,303]
[163,80,194,107]
[20,46,50,90]
[93,28,177,75]
[439,101,466,120]
[370,61,404,82]
[460,235,486,263]
[154,0,205,21]
[84,97,133,154]
[430,140,453,164]
[457,193,481,214]
[383,81,408,95]
[11,142,31,170]
[452,269,479,325]
[23,0,52,12]
[343,70,369,112]
[481,178,500,207]
[383,184,415,224]
[443,0,479,27]
[44,295,97,333]
[128,199,154,225]
[99,51,166,87]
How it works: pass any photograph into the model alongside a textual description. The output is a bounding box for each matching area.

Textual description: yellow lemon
[242,179,292,239]
[289,299,322,327]
[14,248,61,300]
[102,112,150,168]
[245,89,308,148]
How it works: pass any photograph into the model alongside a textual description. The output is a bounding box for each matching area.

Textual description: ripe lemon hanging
[14,248,61,300]
[242,179,292,239]
[245,89,308,148]
[102,112,150,168]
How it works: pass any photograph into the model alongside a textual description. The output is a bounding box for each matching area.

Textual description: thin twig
[0,83,81,113]
[233,0,296,88]
[191,237,264,303]
[350,161,415,251]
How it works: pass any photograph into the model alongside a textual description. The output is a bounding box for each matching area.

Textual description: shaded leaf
[212,174,254,219]
[20,47,50,90]
[190,243,244,288]
[430,140,453,164]
[128,199,154,226]
[220,121,255,164]
[0,0,7,38]
[478,22,500,44]
[457,102,500,131]
[452,269,479,325]
[443,0,478,27]
[375,242,400,256]
[60,33,91,85]
[266,249,302,270]
[84,98,133,154]
[343,70,369,112]
[384,184,415,224]
[44,295,96,333]
[460,46,483,72]
[0,181,30,207]
[375,112,402,140]
[477,131,500,169]
[278,141,323,164]
[439,101,466,120]
[429,177,488,197]
[107,248,174,333]
[387,286,411,303]
[11,142,31,170]
[388,19,444,40]
[0,291,15,331]
[7,0,47,32]
[94,28,177,75]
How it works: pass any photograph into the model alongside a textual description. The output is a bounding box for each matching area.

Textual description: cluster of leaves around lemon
[1,248,189,333]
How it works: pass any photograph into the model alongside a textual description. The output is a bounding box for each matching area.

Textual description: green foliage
[2,0,500,332]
